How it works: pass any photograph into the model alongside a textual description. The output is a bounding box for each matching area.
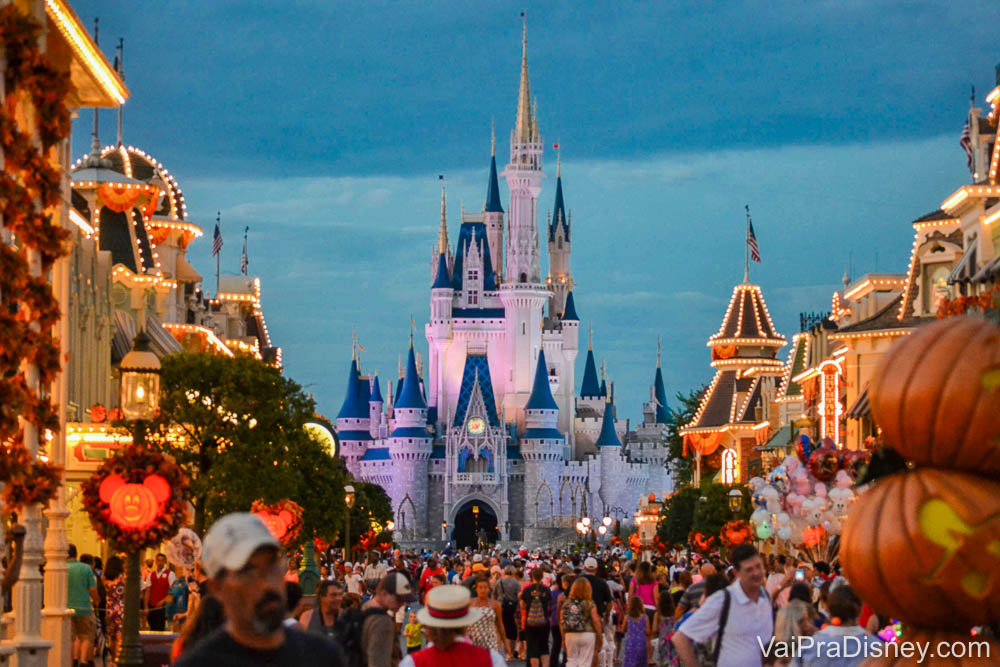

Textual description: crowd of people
[61,512,976,667]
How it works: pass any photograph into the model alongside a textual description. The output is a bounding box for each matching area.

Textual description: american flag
[747,219,761,263]
[960,121,973,172]
[212,222,223,257]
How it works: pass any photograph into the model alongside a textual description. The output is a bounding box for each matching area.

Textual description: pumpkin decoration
[808,445,840,481]
[841,468,1000,630]
[868,316,1000,474]
[81,443,189,551]
[720,520,753,548]
[90,403,107,423]
[800,524,824,547]
[688,531,717,554]
[99,473,171,530]
[251,498,303,549]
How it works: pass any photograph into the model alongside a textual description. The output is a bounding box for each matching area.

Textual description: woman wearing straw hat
[400,585,507,667]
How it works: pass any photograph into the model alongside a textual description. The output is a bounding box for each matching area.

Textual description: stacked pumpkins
[842,316,1000,664]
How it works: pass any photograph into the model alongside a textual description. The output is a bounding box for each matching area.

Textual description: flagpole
[215,211,221,295]
[744,204,750,284]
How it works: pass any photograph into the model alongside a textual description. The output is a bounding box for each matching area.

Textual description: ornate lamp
[728,488,743,513]
[119,331,161,424]
[602,516,612,527]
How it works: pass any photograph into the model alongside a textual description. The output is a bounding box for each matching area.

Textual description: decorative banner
[818,360,843,443]
[81,443,190,551]
[165,528,202,568]
[683,431,723,457]
[251,498,303,548]
[97,184,142,213]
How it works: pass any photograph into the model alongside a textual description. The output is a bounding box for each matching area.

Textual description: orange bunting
[684,431,723,457]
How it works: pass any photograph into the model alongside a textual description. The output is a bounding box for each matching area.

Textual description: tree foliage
[344,481,394,549]
[666,386,706,487]
[658,485,700,545]
[152,352,346,537]
[659,482,752,546]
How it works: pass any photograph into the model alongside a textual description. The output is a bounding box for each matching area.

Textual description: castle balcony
[454,472,498,485]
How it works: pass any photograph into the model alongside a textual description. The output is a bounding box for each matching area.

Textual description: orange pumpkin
[720,520,753,548]
[99,473,171,530]
[869,316,1000,473]
[860,627,999,666]
[255,509,294,540]
[841,468,1000,630]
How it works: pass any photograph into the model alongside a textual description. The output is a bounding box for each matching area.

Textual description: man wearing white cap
[174,513,345,666]
[400,585,506,667]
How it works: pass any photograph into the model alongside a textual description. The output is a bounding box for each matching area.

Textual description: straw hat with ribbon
[417,585,485,628]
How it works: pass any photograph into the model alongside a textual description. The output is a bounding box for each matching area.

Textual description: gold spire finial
[514,12,533,144]
[588,322,593,350]
[352,328,358,361]
[438,175,448,255]
[491,118,496,157]
[556,142,561,178]
[532,98,539,142]
[657,336,662,368]
[398,353,403,378]
[409,314,415,347]
[600,359,606,381]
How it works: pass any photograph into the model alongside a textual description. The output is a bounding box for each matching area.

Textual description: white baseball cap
[472,553,483,563]
[584,557,599,570]
[201,513,280,579]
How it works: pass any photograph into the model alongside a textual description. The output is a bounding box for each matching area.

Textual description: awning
[846,384,870,419]
[756,424,794,451]
[145,314,183,356]
[972,254,1000,284]
[174,253,202,283]
[947,240,977,285]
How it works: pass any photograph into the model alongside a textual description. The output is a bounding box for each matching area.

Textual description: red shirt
[148,569,172,607]
[411,640,492,667]
[419,567,444,592]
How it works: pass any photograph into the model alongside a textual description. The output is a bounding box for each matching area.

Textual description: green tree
[152,352,345,536]
[666,386,706,487]
[691,482,751,538]
[658,485,700,545]
[345,481,394,554]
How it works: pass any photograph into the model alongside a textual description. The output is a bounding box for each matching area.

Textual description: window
[721,448,739,484]
[522,323,526,335]
[468,290,479,305]
[468,269,479,282]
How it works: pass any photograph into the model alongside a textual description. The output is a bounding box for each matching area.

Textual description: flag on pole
[747,219,761,263]
[240,226,249,274]
[960,121,973,172]
[212,222,223,257]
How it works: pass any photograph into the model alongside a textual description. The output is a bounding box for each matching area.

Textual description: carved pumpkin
[859,627,1000,666]
[869,316,1000,474]
[842,468,1000,630]
[99,473,171,530]
[90,404,107,423]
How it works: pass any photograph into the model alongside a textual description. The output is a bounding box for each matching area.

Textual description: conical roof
[548,174,568,242]
[370,374,383,403]
[485,154,504,213]
[526,350,558,411]
[337,359,368,419]
[596,399,621,447]
[562,291,579,321]
[707,283,786,348]
[654,366,669,424]
[580,348,601,398]
[432,253,451,289]
[396,345,426,409]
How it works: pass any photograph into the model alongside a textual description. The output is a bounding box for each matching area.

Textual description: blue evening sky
[71,1,998,421]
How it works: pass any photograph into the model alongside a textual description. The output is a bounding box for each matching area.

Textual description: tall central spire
[515,14,533,144]
[438,176,449,254]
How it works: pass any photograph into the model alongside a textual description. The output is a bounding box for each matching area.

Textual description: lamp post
[117,331,161,667]
[442,521,448,542]
[343,485,356,560]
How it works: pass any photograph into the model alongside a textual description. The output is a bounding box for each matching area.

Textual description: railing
[454,472,498,484]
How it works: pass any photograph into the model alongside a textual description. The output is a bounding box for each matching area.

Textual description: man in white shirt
[344,564,364,596]
[673,544,772,667]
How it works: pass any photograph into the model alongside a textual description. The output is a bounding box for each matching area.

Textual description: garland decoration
[0,4,72,504]
[81,443,190,551]
[251,498,304,548]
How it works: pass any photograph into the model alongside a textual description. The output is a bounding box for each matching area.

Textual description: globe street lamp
[343,484,356,560]
[117,331,161,667]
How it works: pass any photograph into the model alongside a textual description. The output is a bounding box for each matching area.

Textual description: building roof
[525,350,558,411]
[595,400,622,447]
[780,335,809,399]
[708,283,786,347]
[359,447,390,461]
[390,426,432,439]
[522,427,564,440]
[912,209,952,225]
[685,370,757,430]
[370,374,383,403]
[337,429,374,442]
[562,291,579,321]
[337,359,370,419]
[833,293,925,336]
[485,154,504,213]
[580,348,601,398]
[452,355,500,427]
[396,346,426,409]
[430,445,447,459]
[548,174,569,242]
[453,307,505,319]
[451,221,497,291]
[432,253,451,289]
[98,208,138,272]
[653,366,669,424]
[507,445,524,460]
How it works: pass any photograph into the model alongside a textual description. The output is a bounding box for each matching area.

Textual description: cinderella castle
[337,23,672,548]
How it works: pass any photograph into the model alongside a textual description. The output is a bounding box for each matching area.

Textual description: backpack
[524,586,549,627]
[561,598,589,633]
[335,606,387,667]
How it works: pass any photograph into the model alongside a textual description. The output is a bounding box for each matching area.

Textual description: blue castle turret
[337,358,373,475]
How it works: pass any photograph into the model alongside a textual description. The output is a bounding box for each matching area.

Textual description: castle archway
[450,497,500,548]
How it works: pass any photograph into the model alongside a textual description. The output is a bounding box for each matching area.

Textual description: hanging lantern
[119,331,161,422]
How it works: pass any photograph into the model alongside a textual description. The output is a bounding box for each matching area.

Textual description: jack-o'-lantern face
[99,473,171,530]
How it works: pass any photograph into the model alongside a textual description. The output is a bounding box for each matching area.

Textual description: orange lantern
[99,473,171,530]
[801,524,825,547]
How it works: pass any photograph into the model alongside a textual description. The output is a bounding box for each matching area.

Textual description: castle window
[468,290,479,305]
[468,269,479,282]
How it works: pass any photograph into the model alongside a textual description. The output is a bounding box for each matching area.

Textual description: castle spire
[438,175,449,254]
[514,13,533,144]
